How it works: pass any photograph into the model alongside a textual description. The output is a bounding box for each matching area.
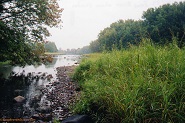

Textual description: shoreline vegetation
[44,52,65,55]
[71,39,185,123]
[0,61,11,66]
[0,52,63,66]
[1,1,185,122]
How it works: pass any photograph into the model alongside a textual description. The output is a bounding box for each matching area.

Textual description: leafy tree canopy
[90,1,185,52]
[44,41,58,52]
[89,40,101,52]
[0,0,63,65]
[1,0,63,41]
[142,1,185,47]
[91,19,144,51]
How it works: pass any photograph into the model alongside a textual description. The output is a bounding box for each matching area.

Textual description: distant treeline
[89,1,185,52]
[44,41,58,52]
[48,1,185,55]
[59,46,91,55]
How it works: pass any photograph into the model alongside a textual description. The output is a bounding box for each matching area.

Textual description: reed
[73,39,185,123]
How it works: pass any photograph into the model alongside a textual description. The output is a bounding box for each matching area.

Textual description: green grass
[0,60,11,66]
[82,53,103,61]
[72,39,185,123]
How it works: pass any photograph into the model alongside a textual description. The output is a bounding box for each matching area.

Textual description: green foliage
[31,42,45,56]
[0,21,41,65]
[0,0,62,65]
[53,118,60,123]
[73,60,92,85]
[76,46,92,55]
[90,19,144,52]
[59,46,92,55]
[142,1,185,47]
[73,39,185,123]
[1,0,63,41]
[44,41,58,52]
[89,40,101,52]
[90,2,185,52]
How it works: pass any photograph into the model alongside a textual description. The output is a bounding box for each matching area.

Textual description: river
[0,55,80,121]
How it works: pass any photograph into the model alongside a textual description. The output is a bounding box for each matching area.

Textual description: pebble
[45,66,80,121]
[30,66,80,122]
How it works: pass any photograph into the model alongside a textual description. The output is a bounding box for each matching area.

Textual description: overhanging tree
[0,0,63,65]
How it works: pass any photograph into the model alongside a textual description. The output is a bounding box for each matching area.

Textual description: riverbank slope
[72,40,185,123]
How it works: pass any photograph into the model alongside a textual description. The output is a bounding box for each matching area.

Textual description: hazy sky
[47,0,182,50]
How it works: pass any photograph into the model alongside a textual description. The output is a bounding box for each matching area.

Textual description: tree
[0,20,37,65]
[89,40,101,52]
[44,41,58,52]
[1,0,63,41]
[76,46,91,54]
[95,19,144,51]
[0,0,63,65]
[142,2,185,47]
[109,19,144,49]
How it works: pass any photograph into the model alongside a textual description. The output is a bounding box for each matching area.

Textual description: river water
[0,55,80,120]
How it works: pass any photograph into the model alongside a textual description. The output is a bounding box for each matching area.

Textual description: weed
[73,39,185,123]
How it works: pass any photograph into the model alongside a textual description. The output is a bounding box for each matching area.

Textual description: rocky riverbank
[47,65,81,121]
[29,65,81,122]
[0,55,93,122]
[0,64,93,122]
[31,65,95,123]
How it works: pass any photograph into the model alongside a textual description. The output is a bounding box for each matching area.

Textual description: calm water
[0,55,80,119]
[0,55,80,79]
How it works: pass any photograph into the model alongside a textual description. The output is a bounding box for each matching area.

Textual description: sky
[47,0,183,50]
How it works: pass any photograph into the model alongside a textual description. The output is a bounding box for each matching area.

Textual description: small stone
[14,95,25,103]
[36,106,52,114]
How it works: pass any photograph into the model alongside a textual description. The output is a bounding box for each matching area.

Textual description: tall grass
[72,39,185,123]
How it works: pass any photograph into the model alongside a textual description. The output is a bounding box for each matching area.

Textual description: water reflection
[0,55,80,79]
[0,55,80,119]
